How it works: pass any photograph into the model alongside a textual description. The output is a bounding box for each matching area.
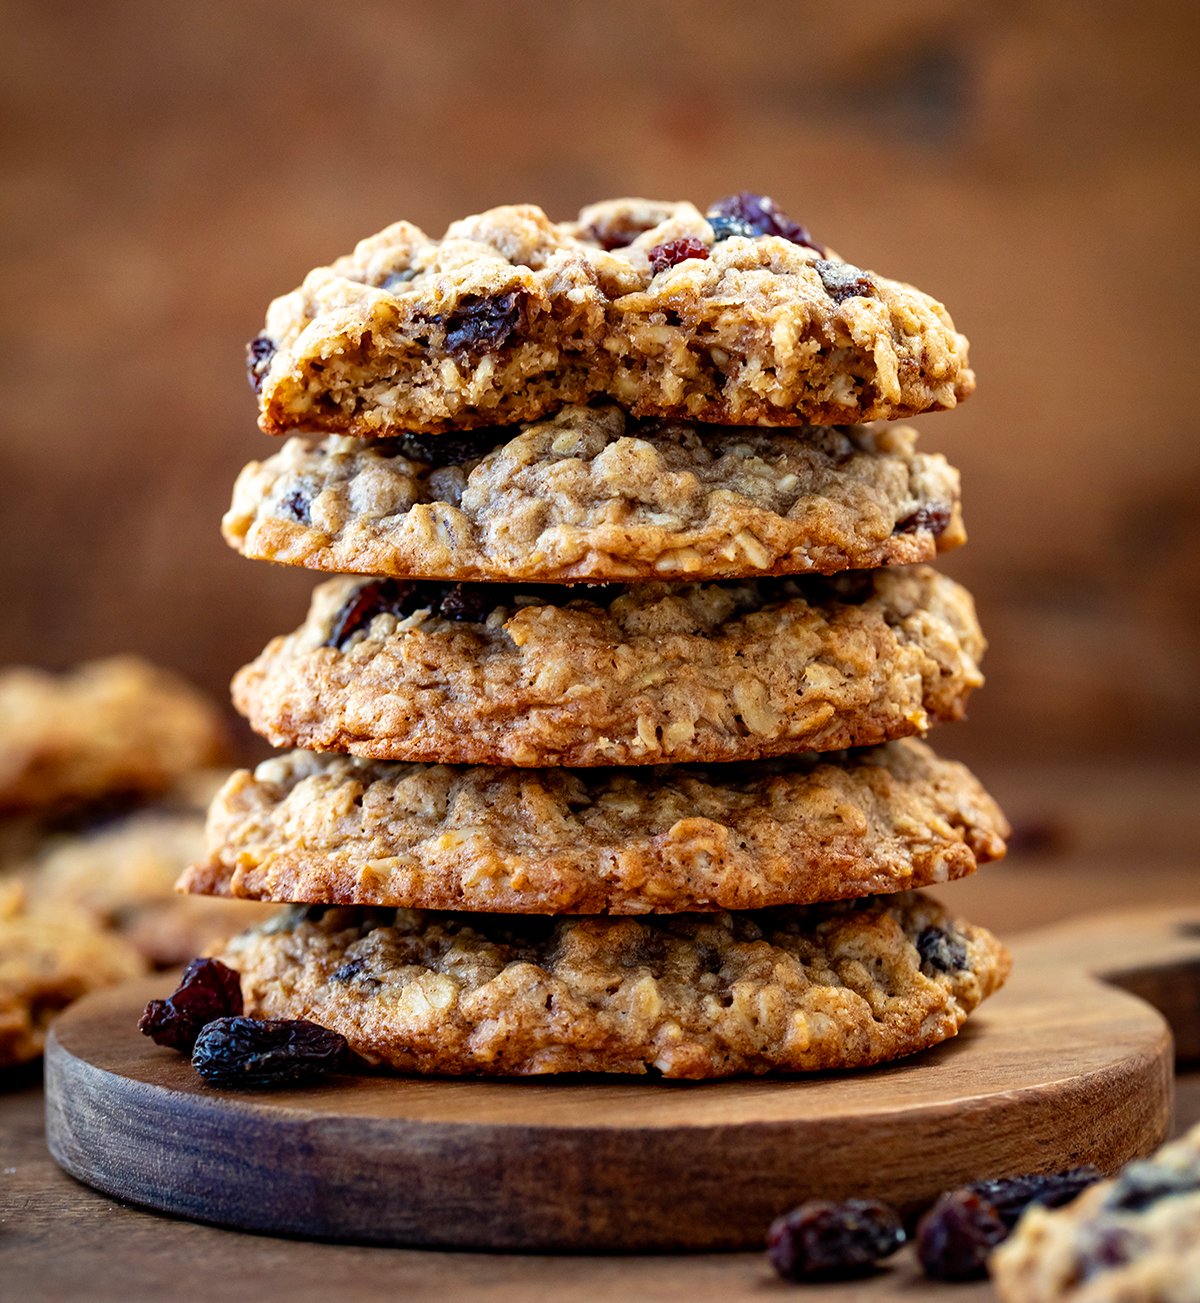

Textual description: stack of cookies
[185,193,1012,1078]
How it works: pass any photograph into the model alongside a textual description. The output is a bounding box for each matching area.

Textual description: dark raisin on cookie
[191,1017,349,1088]
[895,504,953,536]
[437,583,500,623]
[246,336,277,394]
[1077,1225,1143,1280]
[707,214,758,242]
[1105,1161,1199,1212]
[767,1199,905,1280]
[814,259,877,304]
[648,237,710,274]
[278,487,312,524]
[916,926,969,973]
[916,1190,1007,1280]
[138,957,244,1052]
[325,579,420,648]
[394,428,509,468]
[440,291,526,357]
[707,192,824,253]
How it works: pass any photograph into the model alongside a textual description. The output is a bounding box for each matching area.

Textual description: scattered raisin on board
[766,1198,905,1280]
[916,1190,1008,1280]
[138,957,243,1052]
[191,1017,349,1088]
[916,1167,1101,1279]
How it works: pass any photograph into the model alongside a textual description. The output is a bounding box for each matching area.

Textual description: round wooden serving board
[44,906,1198,1252]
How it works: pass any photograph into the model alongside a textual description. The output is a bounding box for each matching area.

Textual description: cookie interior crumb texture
[251,197,974,437]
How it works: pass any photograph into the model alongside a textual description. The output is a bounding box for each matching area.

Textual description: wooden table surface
[3,761,1198,1302]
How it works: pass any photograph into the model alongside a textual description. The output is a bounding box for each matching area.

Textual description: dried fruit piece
[324,579,419,648]
[138,957,244,1052]
[395,428,508,467]
[440,291,526,357]
[814,259,876,304]
[1078,1225,1142,1279]
[648,237,710,274]
[191,1016,349,1087]
[916,1189,1007,1280]
[767,1198,905,1280]
[918,1166,1103,1280]
[974,1167,1101,1226]
[246,336,276,394]
[1105,1160,1198,1211]
[707,214,757,242]
[895,504,953,536]
[707,192,823,253]
[278,487,311,524]
[917,926,968,973]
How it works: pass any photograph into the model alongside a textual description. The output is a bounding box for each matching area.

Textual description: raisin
[441,291,525,357]
[767,1199,905,1281]
[972,1167,1100,1226]
[814,259,876,304]
[246,336,276,394]
[437,583,498,623]
[648,237,710,275]
[394,428,508,467]
[895,504,953,536]
[331,957,369,983]
[916,1190,1007,1280]
[916,927,968,973]
[278,487,311,524]
[707,215,758,242]
[1078,1226,1141,1280]
[1105,1161,1199,1211]
[138,958,244,1052]
[707,192,824,253]
[325,580,624,649]
[324,579,420,648]
[191,1017,349,1087]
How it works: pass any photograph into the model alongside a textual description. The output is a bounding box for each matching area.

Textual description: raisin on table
[191,1017,349,1088]
[138,958,244,1052]
[767,1198,905,1280]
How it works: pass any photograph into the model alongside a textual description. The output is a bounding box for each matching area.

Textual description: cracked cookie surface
[184,739,1007,913]
[224,406,964,583]
[232,566,984,767]
[251,197,974,437]
[992,1123,1200,1303]
[216,891,1009,1078]
[0,658,229,815]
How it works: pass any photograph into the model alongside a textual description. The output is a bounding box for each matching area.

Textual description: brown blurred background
[3,0,1198,768]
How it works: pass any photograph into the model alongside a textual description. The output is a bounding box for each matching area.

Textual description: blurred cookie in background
[16,787,271,968]
[0,899,145,1069]
[0,658,267,1066]
[0,656,230,817]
